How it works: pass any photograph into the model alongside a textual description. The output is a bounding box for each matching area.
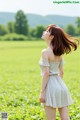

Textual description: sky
[0,0,80,16]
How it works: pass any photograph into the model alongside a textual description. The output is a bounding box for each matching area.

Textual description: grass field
[0,41,80,120]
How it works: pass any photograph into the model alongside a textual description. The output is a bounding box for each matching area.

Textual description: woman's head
[42,24,79,56]
[41,28,54,41]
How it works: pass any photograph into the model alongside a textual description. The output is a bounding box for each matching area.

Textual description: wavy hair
[47,24,79,56]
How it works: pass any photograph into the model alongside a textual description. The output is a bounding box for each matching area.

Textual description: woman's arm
[59,57,64,78]
[40,50,50,93]
[59,65,64,78]
[40,71,49,93]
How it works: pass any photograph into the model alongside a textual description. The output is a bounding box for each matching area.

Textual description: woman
[38,24,79,120]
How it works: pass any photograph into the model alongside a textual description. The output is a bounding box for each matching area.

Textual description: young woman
[38,24,79,120]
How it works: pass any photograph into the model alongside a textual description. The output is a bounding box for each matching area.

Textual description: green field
[0,41,80,120]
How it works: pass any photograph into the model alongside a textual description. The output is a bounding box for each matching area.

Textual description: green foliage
[0,25,8,35]
[29,28,36,37]
[0,33,28,41]
[15,10,29,35]
[7,22,15,33]
[0,33,39,41]
[76,17,80,28]
[0,41,80,120]
[75,17,80,35]
[30,26,45,38]
[0,11,80,39]
[35,26,45,38]
[75,27,80,36]
[65,24,76,36]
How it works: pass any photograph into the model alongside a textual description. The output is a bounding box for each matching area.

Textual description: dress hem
[41,101,74,108]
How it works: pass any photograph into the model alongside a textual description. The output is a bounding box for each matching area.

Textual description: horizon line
[0,11,79,17]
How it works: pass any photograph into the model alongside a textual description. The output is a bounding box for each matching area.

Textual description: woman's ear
[50,35,54,40]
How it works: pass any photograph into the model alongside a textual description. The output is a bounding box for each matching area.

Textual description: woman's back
[39,48,64,76]
[46,47,62,62]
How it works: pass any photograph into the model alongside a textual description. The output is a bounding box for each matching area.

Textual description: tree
[15,10,29,35]
[30,28,36,37]
[76,17,80,28]
[76,17,80,35]
[65,24,75,36]
[7,22,15,33]
[35,25,45,38]
[0,25,8,36]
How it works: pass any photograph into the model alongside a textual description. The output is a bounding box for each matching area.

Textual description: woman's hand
[39,91,46,103]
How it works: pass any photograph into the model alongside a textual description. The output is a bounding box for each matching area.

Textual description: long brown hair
[47,24,79,56]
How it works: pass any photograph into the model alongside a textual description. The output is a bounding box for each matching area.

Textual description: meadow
[0,41,80,120]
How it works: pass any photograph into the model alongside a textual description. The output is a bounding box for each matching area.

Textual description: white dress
[39,56,74,108]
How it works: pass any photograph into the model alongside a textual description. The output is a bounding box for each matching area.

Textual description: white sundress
[39,56,74,108]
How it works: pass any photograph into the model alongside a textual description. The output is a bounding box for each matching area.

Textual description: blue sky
[0,0,80,16]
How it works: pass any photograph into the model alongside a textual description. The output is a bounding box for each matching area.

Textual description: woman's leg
[44,106,56,120]
[58,106,70,120]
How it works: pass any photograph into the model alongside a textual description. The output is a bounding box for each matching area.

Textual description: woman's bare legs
[58,106,70,120]
[44,106,56,120]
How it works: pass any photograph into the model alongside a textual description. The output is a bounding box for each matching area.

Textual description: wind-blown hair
[47,24,79,56]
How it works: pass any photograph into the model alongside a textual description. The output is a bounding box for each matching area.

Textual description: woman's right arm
[59,57,64,78]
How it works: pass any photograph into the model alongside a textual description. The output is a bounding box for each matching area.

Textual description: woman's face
[41,29,51,41]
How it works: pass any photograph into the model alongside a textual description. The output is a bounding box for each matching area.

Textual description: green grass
[0,41,80,120]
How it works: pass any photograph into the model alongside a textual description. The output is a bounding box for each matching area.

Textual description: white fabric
[38,57,73,108]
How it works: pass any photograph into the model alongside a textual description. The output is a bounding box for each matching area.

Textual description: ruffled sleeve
[39,57,50,67]
[59,58,65,66]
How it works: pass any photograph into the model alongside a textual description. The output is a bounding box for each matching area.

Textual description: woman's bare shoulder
[41,49,49,58]
[41,48,47,52]
[41,48,63,60]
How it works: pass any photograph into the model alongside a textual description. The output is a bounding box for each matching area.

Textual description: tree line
[0,10,80,40]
